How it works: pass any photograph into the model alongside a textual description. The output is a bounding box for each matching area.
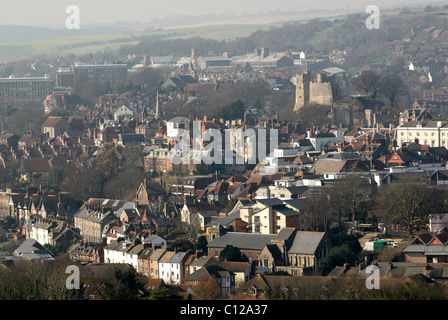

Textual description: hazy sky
[0,0,442,28]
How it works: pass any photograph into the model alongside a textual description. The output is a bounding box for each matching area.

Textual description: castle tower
[294,73,311,111]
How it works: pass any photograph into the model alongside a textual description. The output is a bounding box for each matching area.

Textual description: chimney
[343,263,350,272]
[358,262,363,272]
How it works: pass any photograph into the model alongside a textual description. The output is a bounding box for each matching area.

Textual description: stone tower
[294,73,311,111]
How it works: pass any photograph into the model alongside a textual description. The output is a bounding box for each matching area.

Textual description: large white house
[103,239,145,272]
[395,120,448,148]
[159,251,188,284]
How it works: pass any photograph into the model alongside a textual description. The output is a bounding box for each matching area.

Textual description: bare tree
[380,74,407,109]
[193,274,221,300]
[352,70,380,98]
[376,182,434,235]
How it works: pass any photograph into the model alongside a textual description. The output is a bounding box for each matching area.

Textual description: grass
[306,26,333,45]
[0,24,273,60]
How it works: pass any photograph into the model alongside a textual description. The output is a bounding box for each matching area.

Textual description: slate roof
[287,231,325,255]
[144,181,167,195]
[41,116,65,128]
[207,232,278,251]
[274,207,300,217]
[159,250,175,263]
[283,199,309,211]
[328,262,448,280]
[219,261,251,273]
[205,215,240,228]
[149,248,167,261]
[168,116,188,124]
[184,265,234,282]
[189,255,219,269]
[169,251,188,264]
[256,198,284,207]
[13,239,54,260]
[74,207,116,224]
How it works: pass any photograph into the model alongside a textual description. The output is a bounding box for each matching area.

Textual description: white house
[167,116,189,140]
[29,221,53,246]
[104,239,132,265]
[114,105,134,121]
[307,130,344,152]
[159,251,188,284]
[103,239,146,272]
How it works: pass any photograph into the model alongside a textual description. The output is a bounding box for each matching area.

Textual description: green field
[0,23,272,60]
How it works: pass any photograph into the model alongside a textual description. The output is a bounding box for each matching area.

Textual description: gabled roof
[189,255,219,268]
[218,261,251,273]
[169,251,188,264]
[207,232,278,251]
[412,232,433,245]
[263,244,283,262]
[140,181,167,195]
[13,239,54,260]
[149,248,167,261]
[274,207,299,217]
[184,265,234,282]
[159,250,175,263]
[41,116,66,128]
[287,231,325,255]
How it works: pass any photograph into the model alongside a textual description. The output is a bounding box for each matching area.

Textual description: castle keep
[294,73,333,111]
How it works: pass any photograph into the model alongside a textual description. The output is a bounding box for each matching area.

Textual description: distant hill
[0,25,135,43]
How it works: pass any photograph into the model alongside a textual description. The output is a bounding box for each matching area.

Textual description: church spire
[155,90,160,119]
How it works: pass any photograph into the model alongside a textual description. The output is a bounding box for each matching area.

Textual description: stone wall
[309,81,333,106]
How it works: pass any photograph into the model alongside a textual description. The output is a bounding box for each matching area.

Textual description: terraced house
[403,229,448,263]
[74,206,116,244]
